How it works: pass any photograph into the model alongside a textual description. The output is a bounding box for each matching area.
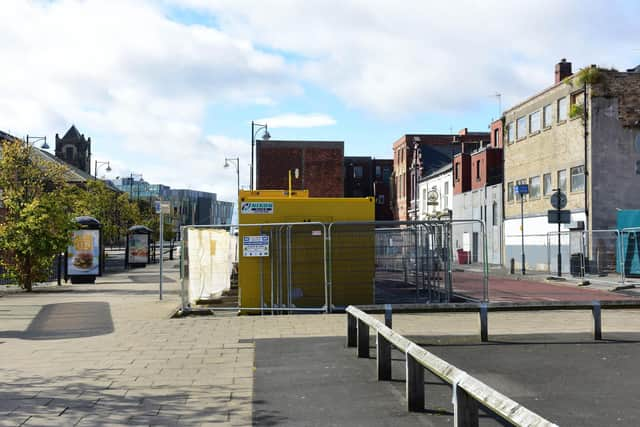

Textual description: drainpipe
[584,80,589,262]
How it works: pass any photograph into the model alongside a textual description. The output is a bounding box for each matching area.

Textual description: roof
[62,125,82,140]
[420,162,452,182]
[257,140,344,150]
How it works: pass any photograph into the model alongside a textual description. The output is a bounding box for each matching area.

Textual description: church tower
[55,125,91,174]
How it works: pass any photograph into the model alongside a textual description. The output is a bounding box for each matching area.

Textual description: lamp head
[41,139,50,150]
[224,160,230,168]
[106,164,112,172]
[262,130,271,141]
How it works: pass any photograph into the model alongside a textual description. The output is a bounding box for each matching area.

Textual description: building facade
[417,164,452,220]
[502,59,640,272]
[256,140,344,197]
[344,157,394,220]
[55,125,91,174]
[392,130,489,221]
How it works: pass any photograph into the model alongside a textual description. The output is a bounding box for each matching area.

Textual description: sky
[1,0,639,203]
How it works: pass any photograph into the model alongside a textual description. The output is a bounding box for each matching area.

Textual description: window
[376,194,385,205]
[493,128,500,147]
[516,116,527,139]
[557,169,567,192]
[529,110,541,133]
[476,160,481,180]
[375,165,381,178]
[383,167,391,181]
[492,202,498,226]
[422,188,427,211]
[558,97,568,121]
[65,146,74,160]
[507,122,515,144]
[507,182,514,202]
[571,165,585,191]
[529,176,540,199]
[443,182,449,208]
[353,165,363,179]
[543,104,553,128]
[455,162,460,181]
[543,173,552,196]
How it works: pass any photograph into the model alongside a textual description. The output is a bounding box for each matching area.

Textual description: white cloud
[173,0,640,116]
[255,113,336,128]
[0,0,300,202]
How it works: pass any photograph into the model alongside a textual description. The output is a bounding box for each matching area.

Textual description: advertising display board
[128,234,150,264]
[67,229,100,276]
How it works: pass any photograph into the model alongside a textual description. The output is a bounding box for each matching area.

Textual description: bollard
[592,301,602,340]
[384,304,392,328]
[510,258,515,275]
[479,303,488,342]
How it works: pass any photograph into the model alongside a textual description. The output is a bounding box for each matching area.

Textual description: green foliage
[569,104,584,120]
[0,140,75,291]
[136,199,176,242]
[566,67,602,87]
[71,180,142,246]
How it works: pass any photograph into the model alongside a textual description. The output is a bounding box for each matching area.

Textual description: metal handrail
[346,306,558,426]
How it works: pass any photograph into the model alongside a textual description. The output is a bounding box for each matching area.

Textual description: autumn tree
[0,140,75,291]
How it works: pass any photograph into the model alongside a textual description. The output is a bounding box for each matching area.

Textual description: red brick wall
[490,119,503,148]
[453,153,471,194]
[256,141,344,197]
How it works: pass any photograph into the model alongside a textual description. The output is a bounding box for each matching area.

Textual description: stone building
[55,125,91,174]
[256,140,344,197]
[502,59,640,272]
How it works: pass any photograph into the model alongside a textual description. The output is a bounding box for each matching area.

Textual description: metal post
[159,210,164,300]
[384,304,392,328]
[250,120,255,190]
[406,353,424,412]
[377,333,392,381]
[357,319,369,358]
[347,313,357,347]
[454,385,480,427]
[521,193,525,275]
[557,222,562,277]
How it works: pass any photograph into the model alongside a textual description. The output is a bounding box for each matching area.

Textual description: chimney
[458,128,468,136]
[555,58,572,84]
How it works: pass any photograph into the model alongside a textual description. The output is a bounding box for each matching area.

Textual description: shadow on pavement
[0,302,114,340]
[0,371,245,425]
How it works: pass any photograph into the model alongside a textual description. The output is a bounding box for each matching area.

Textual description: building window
[455,162,460,181]
[376,194,385,205]
[558,97,568,121]
[493,128,500,147]
[529,110,541,133]
[507,122,515,144]
[422,188,427,211]
[443,182,449,208]
[65,146,74,160]
[543,104,553,128]
[476,160,481,180]
[507,182,514,202]
[353,165,363,179]
[375,165,381,178]
[516,116,527,139]
[558,169,567,192]
[543,173,552,196]
[571,165,585,192]
[492,201,497,226]
[529,176,540,199]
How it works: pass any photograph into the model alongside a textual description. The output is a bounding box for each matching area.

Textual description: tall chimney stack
[555,58,572,84]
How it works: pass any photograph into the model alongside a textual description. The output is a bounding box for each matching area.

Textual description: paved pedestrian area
[3,264,640,425]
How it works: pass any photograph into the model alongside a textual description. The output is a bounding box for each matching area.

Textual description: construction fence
[180,220,489,313]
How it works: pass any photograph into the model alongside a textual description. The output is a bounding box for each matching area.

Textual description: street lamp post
[250,121,271,191]
[94,160,111,179]
[25,135,49,150]
[224,156,240,204]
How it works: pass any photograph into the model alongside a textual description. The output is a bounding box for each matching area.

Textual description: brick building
[344,157,394,220]
[256,140,344,197]
[393,131,489,221]
[55,125,92,175]
[502,59,640,272]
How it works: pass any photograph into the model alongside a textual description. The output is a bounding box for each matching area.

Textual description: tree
[0,140,75,291]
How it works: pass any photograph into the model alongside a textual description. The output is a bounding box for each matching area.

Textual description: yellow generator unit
[238,190,374,313]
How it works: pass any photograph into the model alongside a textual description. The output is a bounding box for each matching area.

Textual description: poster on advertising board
[67,229,100,276]
[128,234,149,264]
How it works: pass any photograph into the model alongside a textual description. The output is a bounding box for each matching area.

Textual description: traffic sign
[550,191,567,209]
[154,201,171,214]
[548,209,571,224]
[515,184,529,195]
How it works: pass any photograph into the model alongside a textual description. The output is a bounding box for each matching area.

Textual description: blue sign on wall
[515,184,529,195]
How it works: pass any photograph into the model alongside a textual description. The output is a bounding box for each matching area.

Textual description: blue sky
[1,0,639,202]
